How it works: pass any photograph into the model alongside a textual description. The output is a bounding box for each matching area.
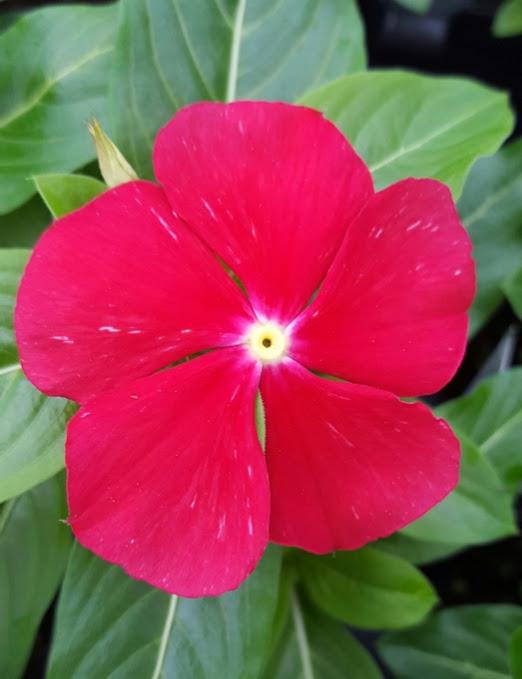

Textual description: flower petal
[154,102,373,323]
[291,179,475,396]
[15,181,253,403]
[67,348,268,597]
[261,360,459,553]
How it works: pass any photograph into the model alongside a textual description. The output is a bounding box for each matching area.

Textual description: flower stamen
[246,321,288,363]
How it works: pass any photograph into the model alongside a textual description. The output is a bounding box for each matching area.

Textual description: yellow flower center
[246,321,288,363]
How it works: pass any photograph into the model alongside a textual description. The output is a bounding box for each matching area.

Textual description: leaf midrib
[369,99,501,174]
[290,588,315,679]
[462,172,522,227]
[385,645,510,679]
[0,363,20,377]
[481,407,522,453]
[151,595,178,679]
[313,558,429,601]
[0,46,112,130]
[225,0,247,102]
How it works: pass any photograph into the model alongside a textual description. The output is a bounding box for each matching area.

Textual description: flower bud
[88,118,137,187]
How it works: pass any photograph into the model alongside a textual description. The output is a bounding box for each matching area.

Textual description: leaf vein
[369,99,501,173]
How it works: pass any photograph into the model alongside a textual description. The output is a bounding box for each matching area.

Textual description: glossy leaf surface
[302,71,513,198]
[34,174,106,218]
[110,0,366,176]
[263,593,382,679]
[379,605,522,679]
[493,0,522,37]
[47,544,281,679]
[298,548,437,630]
[0,368,75,503]
[401,436,516,545]
[458,137,522,333]
[0,196,50,248]
[0,5,116,213]
[441,368,522,491]
[0,474,70,678]
[0,249,29,369]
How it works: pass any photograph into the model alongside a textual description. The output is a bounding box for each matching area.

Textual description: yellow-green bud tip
[88,118,138,188]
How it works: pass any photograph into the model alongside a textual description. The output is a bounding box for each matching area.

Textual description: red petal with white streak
[262,360,459,553]
[67,349,268,597]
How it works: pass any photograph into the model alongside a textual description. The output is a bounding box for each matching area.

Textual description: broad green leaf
[263,592,382,679]
[504,266,522,321]
[0,368,75,502]
[440,368,522,491]
[298,547,437,630]
[377,533,463,566]
[0,196,50,247]
[493,0,522,37]
[110,0,366,176]
[34,174,106,218]
[394,0,431,12]
[378,604,522,679]
[47,543,281,679]
[0,249,29,368]
[458,137,522,334]
[401,436,516,545]
[301,71,513,198]
[0,474,71,679]
[0,4,117,214]
[510,627,522,679]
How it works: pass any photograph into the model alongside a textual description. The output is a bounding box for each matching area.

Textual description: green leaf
[440,368,522,491]
[401,436,516,545]
[458,137,522,334]
[0,4,117,214]
[47,543,281,679]
[110,0,366,176]
[510,627,522,679]
[394,0,431,13]
[263,591,382,679]
[0,368,75,502]
[378,604,522,679]
[503,266,522,321]
[34,174,106,218]
[0,249,29,368]
[0,195,50,248]
[493,0,522,37]
[301,70,514,198]
[298,547,437,630]
[0,474,71,679]
[377,533,463,566]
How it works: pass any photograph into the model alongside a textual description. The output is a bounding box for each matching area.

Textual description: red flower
[15,102,475,597]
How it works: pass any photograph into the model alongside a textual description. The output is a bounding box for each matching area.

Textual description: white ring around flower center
[246,321,288,363]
